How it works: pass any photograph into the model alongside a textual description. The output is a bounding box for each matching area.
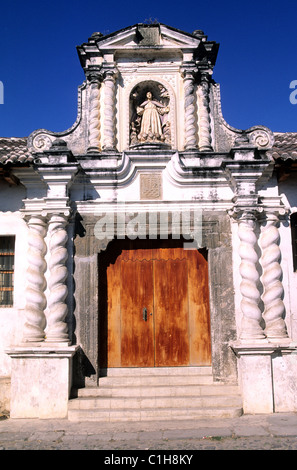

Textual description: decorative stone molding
[211,83,275,153]
[197,73,212,152]
[102,68,117,150]
[46,213,70,343]
[246,127,275,150]
[27,82,86,155]
[182,67,197,150]
[32,134,53,152]
[23,215,48,342]
[86,70,102,153]
[74,211,237,384]
[260,212,289,340]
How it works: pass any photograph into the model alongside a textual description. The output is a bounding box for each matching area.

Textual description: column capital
[102,64,118,80]
[199,70,212,83]
[85,67,103,84]
[21,212,48,225]
[258,203,289,221]
[180,63,197,79]
[228,205,263,221]
[21,205,73,226]
[47,211,71,224]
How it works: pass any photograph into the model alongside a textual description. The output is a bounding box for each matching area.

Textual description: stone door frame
[73,209,237,386]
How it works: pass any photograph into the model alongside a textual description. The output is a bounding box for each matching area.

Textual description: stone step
[97,374,214,387]
[75,384,240,398]
[68,366,243,422]
[97,367,214,387]
[99,366,213,377]
[67,406,243,422]
[68,393,242,410]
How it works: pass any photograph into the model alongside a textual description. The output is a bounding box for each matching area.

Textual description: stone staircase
[68,366,243,422]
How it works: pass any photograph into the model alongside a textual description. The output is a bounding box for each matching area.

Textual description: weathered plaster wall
[0,210,28,376]
[278,173,297,340]
[206,212,237,383]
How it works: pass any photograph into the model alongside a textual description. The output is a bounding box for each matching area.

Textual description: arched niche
[129,80,172,148]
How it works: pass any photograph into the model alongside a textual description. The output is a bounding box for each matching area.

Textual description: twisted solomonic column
[46,214,70,343]
[103,69,117,150]
[183,69,198,150]
[237,212,266,341]
[260,212,288,340]
[87,71,102,153]
[23,215,47,342]
[197,73,212,152]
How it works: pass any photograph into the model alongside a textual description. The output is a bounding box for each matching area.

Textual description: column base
[6,344,79,419]
[231,341,297,414]
[198,146,213,152]
[87,146,101,154]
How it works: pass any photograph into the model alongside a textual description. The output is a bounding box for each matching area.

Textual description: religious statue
[130,89,170,145]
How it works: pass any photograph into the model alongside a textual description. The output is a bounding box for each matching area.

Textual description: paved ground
[1,412,297,451]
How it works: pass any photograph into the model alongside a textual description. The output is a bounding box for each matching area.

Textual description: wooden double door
[99,239,211,368]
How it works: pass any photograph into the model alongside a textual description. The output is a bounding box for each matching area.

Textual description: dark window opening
[0,236,15,307]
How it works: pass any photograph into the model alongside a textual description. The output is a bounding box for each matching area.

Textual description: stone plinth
[231,342,297,414]
[6,345,79,419]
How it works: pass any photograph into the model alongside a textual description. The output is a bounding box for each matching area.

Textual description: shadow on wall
[0,178,26,212]
[71,346,96,392]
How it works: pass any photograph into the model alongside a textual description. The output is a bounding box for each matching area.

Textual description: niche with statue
[129,81,171,148]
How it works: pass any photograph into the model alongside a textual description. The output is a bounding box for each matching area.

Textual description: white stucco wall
[279,177,297,340]
[0,211,28,376]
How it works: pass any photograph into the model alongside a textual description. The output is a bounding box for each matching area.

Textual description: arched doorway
[99,238,211,368]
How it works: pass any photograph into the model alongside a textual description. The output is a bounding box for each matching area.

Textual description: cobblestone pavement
[1,412,297,451]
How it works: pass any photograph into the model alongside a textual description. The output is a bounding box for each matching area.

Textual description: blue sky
[0,0,297,137]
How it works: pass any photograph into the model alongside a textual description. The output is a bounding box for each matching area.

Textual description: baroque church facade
[1,23,297,420]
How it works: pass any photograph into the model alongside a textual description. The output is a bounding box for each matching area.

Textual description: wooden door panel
[120,260,154,367]
[121,247,153,261]
[106,257,121,367]
[154,258,190,366]
[187,250,211,365]
[152,246,186,260]
[103,242,212,369]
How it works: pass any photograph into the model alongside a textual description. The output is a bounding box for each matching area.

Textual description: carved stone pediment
[26,23,273,162]
[84,24,203,54]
